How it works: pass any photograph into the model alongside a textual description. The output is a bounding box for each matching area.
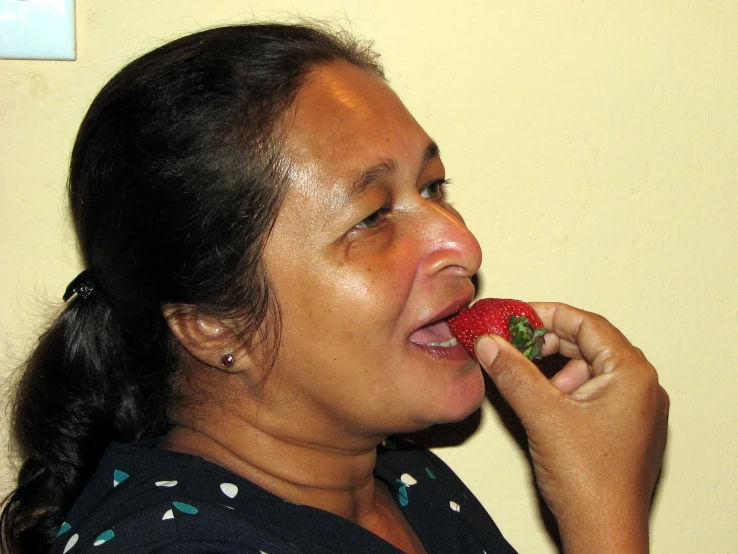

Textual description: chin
[384,387,485,437]
[436,393,485,425]
[427,367,487,425]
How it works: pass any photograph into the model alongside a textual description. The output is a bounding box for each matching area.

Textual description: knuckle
[660,386,670,412]
[639,361,660,388]
[592,342,619,372]
[635,347,654,366]
[589,311,612,328]
[596,336,655,375]
[575,304,613,329]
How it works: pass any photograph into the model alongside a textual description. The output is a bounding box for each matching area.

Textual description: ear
[163,305,250,374]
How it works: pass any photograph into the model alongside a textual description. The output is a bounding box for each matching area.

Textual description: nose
[417,203,482,279]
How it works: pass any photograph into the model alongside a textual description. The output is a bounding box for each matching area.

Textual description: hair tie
[63,270,97,302]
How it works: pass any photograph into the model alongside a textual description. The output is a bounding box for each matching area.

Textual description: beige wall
[2,1,736,552]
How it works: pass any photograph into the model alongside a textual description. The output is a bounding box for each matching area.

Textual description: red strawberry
[447,298,547,360]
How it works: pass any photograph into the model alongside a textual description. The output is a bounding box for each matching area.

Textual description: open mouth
[409,318,459,348]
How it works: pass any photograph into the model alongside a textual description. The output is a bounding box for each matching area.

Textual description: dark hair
[1,22,383,554]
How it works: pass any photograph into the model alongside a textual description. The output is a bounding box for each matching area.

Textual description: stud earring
[220,354,235,369]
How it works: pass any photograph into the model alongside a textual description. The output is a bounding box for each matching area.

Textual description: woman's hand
[475,303,669,554]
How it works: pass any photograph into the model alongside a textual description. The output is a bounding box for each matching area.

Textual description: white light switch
[0,0,76,60]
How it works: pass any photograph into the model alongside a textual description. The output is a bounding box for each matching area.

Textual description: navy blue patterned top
[50,437,516,553]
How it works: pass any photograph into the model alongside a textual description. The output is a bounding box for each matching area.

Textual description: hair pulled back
[1,23,382,554]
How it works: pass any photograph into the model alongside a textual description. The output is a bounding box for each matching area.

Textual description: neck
[160,409,384,523]
[159,370,428,553]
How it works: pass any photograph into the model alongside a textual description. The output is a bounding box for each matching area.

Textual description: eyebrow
[343,140,441,205]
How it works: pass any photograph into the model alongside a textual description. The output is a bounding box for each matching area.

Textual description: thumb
[475,334,556,420]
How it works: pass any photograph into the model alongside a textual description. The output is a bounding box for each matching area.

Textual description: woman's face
[261,62,484,440]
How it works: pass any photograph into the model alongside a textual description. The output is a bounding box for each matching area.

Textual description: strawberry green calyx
[508,315,547,360]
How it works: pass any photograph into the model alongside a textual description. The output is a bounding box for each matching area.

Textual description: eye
[355,206,390,229]
[420,178,450,200]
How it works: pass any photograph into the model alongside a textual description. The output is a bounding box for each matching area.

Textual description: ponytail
[1,285,171,554]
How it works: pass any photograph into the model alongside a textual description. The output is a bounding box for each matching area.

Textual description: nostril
[471,273,481,298]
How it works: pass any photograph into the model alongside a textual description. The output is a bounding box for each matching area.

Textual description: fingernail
[475,335,500,368]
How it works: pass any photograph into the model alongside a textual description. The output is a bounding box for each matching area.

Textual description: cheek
[325,221,421,296]
[267,218,429,346]
[280,247,421,357]
[325,256,416,330]
[342,238,422,309]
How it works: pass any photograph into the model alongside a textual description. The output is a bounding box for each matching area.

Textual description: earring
[220,354,235,369]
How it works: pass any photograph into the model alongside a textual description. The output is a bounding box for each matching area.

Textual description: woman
[1,23,668,553]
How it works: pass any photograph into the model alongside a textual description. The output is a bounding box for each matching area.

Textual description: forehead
[281,62,430,200]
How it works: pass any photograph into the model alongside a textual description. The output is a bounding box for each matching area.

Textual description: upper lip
[411,290,475,334]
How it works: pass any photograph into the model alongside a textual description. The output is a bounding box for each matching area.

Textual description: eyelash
[354,178,451,230]
[421,178,450,200]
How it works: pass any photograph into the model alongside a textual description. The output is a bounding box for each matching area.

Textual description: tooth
[425,337,458,348]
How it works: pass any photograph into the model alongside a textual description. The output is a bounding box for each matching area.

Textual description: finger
[533,303,585,359]
[539,333,584,359]
[528,302,560,330]
[530,303,637,375]
[549,358,592,394]
[475,334,558,421]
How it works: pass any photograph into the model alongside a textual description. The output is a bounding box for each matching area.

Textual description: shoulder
[49,441,301,553]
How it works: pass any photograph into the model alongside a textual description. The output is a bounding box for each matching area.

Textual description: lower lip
[410,341,473,362]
